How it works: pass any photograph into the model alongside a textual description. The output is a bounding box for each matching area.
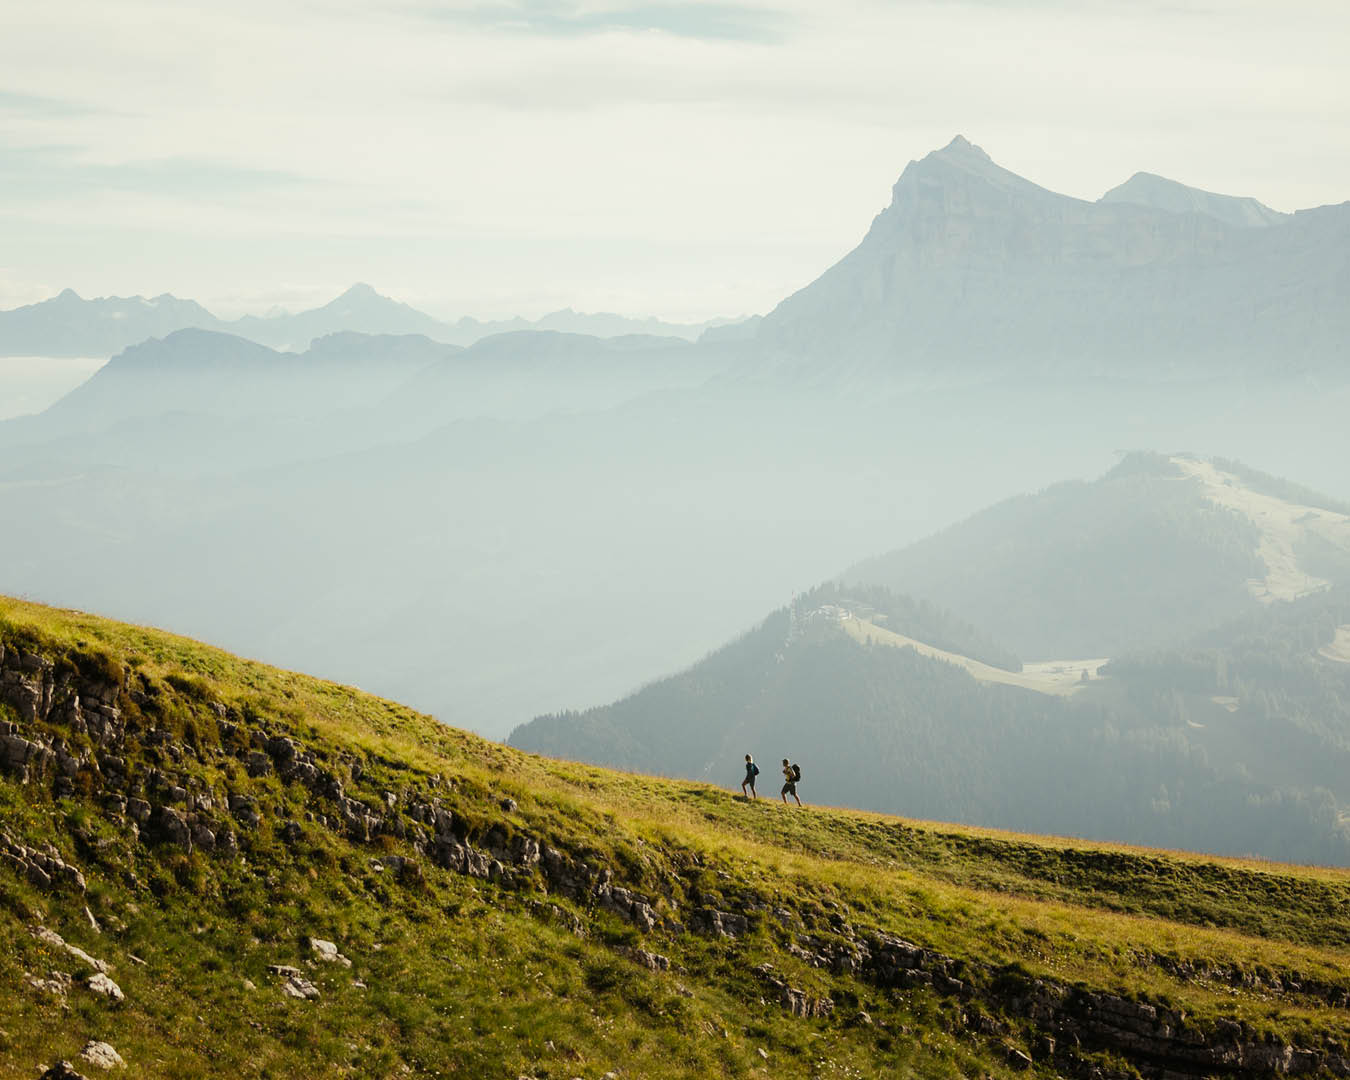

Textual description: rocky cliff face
[756,136,1350,382]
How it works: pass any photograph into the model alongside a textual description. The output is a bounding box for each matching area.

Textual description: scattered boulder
[282,975,321,1000]
[86,972,125,1003]
[25,970,72,996]
[308,937,352,968]
[39,1063,89,1080]
[631,948,670,972]
[79,1041,125,1070]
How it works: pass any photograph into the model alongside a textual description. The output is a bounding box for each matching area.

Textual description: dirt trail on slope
[1172,457,1350,604]
[841,617,1105,696]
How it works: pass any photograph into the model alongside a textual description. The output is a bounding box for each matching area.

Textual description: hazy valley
[3,113,1350,1079]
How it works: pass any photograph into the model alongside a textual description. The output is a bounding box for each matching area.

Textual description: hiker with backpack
[741,754,760,799]
[781,759,802,806]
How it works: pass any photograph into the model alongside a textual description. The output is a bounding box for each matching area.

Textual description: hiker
[781,759,802,806]
[741,754,760,799]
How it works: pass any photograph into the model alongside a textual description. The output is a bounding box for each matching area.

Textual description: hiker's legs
[793,793,802,807]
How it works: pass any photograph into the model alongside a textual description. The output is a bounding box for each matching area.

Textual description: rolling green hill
[6,597,1350,1078]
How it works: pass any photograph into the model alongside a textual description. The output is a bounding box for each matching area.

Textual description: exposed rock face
[3,633,1345,1080]
[757,135,1350,381]
[690,908,748,938]
[151,805,192,851]
[1,830,86,891]
[753,963,833,1019]
[33,926,108,974]
[25,970,73,996]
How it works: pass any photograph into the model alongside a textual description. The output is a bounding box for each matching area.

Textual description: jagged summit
[892,134,1061,201]
[936,133,992,162]
[754,134,1347,376]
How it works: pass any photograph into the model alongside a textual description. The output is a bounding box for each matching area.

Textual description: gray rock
[39,1062,89,1080]
[282,975,321,1000]
[33,926,109,974]
[152,806,192,851]
[79,1041,125,1070]
[24,970,72,995]
[308,937,352,968]
[86,972,125,1002]
[228,795,261,828]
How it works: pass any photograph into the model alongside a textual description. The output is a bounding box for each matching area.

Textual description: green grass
[3,596,1350,1078]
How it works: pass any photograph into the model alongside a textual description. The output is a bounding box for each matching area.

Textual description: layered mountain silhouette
[0,282,733,358]
[3,135,1349,748]
[755,136,1349,382]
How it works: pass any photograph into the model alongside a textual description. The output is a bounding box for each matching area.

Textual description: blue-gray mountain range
[0,281,739,358]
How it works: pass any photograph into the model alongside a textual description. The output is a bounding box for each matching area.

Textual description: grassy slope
[3,597,1350,1079]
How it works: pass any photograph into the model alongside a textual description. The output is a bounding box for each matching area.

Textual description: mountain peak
[938,134,991,161]
[338,282,381,300]
[1099,172,1287,227]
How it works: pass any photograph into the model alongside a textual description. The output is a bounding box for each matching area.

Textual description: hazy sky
[2,0,1347,320]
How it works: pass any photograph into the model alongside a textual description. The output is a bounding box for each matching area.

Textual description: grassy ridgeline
[3,596,1350,1078]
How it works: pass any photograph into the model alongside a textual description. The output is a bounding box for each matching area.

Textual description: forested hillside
[845,453,1345,659]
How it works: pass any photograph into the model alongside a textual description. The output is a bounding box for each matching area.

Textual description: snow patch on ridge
[1172,457,1350,603]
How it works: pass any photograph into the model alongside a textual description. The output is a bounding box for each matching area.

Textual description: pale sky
[2,0,1347,320]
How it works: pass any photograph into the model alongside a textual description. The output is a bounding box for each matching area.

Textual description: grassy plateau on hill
[3,597,1350,1079]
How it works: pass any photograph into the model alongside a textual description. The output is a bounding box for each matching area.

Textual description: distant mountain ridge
[0,282,738,358]
[847,452,1350,658]
[755,136,1349,382]
[1100,171,1290,228]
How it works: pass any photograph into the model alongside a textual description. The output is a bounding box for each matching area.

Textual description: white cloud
[1,0,1347,318]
